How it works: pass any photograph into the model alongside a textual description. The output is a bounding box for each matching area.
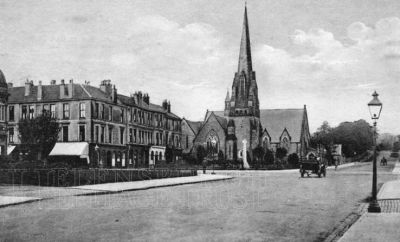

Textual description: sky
[1,0,400,133]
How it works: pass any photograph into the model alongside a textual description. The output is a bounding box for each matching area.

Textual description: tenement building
[0,70,8,156]
[6,79,182,167]
[182,6,311,163]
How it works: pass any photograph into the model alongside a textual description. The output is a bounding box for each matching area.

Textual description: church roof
[204,108,306,143]
[205,110,224,121]
[259,109,304,143]
[185,120,203,134]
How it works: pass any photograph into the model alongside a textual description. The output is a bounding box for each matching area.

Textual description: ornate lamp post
[95,144,100,168]
[367,91,382,213]
[211,139,217,174]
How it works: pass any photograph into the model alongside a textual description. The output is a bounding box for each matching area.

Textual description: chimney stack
[100,80,112,96]
[162,100,168,111]
[37,80,42,101]
[111,85,117,103]
[167,101,171,113]
[50,80,56,85]
[60,79,65,99]
[68,79,73,98]
[24,79,32,96]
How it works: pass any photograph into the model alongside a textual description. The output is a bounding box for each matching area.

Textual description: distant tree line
[310,120,374,162]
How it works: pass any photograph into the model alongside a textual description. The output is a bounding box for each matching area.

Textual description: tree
[275,147,288,161]
[252,146,265,169]
[287,153,300,167]
[165,146,174,163]
[217,150,226,168]
[18,113,60,163]
[333,120,373,157]
[263,149,274,165]
[377,133,396,151]
[311,121,334,162]
[196,145,206,164]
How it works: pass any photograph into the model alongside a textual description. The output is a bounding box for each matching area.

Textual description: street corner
[377,180,400,200]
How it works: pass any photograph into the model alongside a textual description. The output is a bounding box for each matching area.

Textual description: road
[0,160,398,242]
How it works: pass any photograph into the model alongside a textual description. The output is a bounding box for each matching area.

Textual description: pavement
[0,173,232,206]
[70,173,233,194]
[338,160,400,242]
[0,195,42,208]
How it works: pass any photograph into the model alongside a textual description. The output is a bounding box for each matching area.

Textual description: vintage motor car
[299,158,326,178]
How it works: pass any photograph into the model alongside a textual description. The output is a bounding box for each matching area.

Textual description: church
[181,6,311,164]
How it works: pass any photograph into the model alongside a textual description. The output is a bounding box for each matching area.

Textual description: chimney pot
[37,80,43,100]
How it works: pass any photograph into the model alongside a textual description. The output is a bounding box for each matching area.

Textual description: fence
[0,168,197,187]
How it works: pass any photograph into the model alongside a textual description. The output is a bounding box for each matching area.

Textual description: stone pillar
[242,139,250,169]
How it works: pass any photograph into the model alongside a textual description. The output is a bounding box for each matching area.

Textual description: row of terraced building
[0,71,183,168]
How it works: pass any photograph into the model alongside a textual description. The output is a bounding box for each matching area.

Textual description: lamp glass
[368,105,382,120]
[368,91,382,120]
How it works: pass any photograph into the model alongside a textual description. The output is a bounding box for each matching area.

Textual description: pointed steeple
[238,5,252,75]
[225,89,230,101]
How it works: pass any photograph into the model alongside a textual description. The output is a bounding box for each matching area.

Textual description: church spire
[237,5,252,75]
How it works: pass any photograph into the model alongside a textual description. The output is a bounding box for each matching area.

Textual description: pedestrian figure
[380,156,387,166]
[202,159,207,174]
[335,157,338,171]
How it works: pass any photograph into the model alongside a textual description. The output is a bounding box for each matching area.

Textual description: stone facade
[6,79,182,168]
[0,70,8,156]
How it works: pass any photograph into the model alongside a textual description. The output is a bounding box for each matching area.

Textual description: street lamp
[211,139,216,174]
[95,144,100,168]
[367,91,382,213]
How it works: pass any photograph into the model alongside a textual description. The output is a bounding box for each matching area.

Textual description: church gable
[279,128,292,142]
[193,112,227,153]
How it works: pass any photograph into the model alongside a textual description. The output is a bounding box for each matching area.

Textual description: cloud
[255,17,400,133]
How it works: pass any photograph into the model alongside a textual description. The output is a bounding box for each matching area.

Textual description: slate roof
[8,83,182,119]
[259,109,304,143]
[204,110,224,121]
[8,84,94,103]
[203,108,306,143]
[186,120,203,134]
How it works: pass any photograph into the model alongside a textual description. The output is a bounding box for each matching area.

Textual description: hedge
[0,168,197,187]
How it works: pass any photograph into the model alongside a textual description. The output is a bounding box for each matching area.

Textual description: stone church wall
[193,115,226,155]
[181,121,196,153]
[232,116,260,159]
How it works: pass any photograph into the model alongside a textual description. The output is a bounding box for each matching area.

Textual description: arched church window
[206,130,219,156]
[263,136,269,150]
[282,137,289,150]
